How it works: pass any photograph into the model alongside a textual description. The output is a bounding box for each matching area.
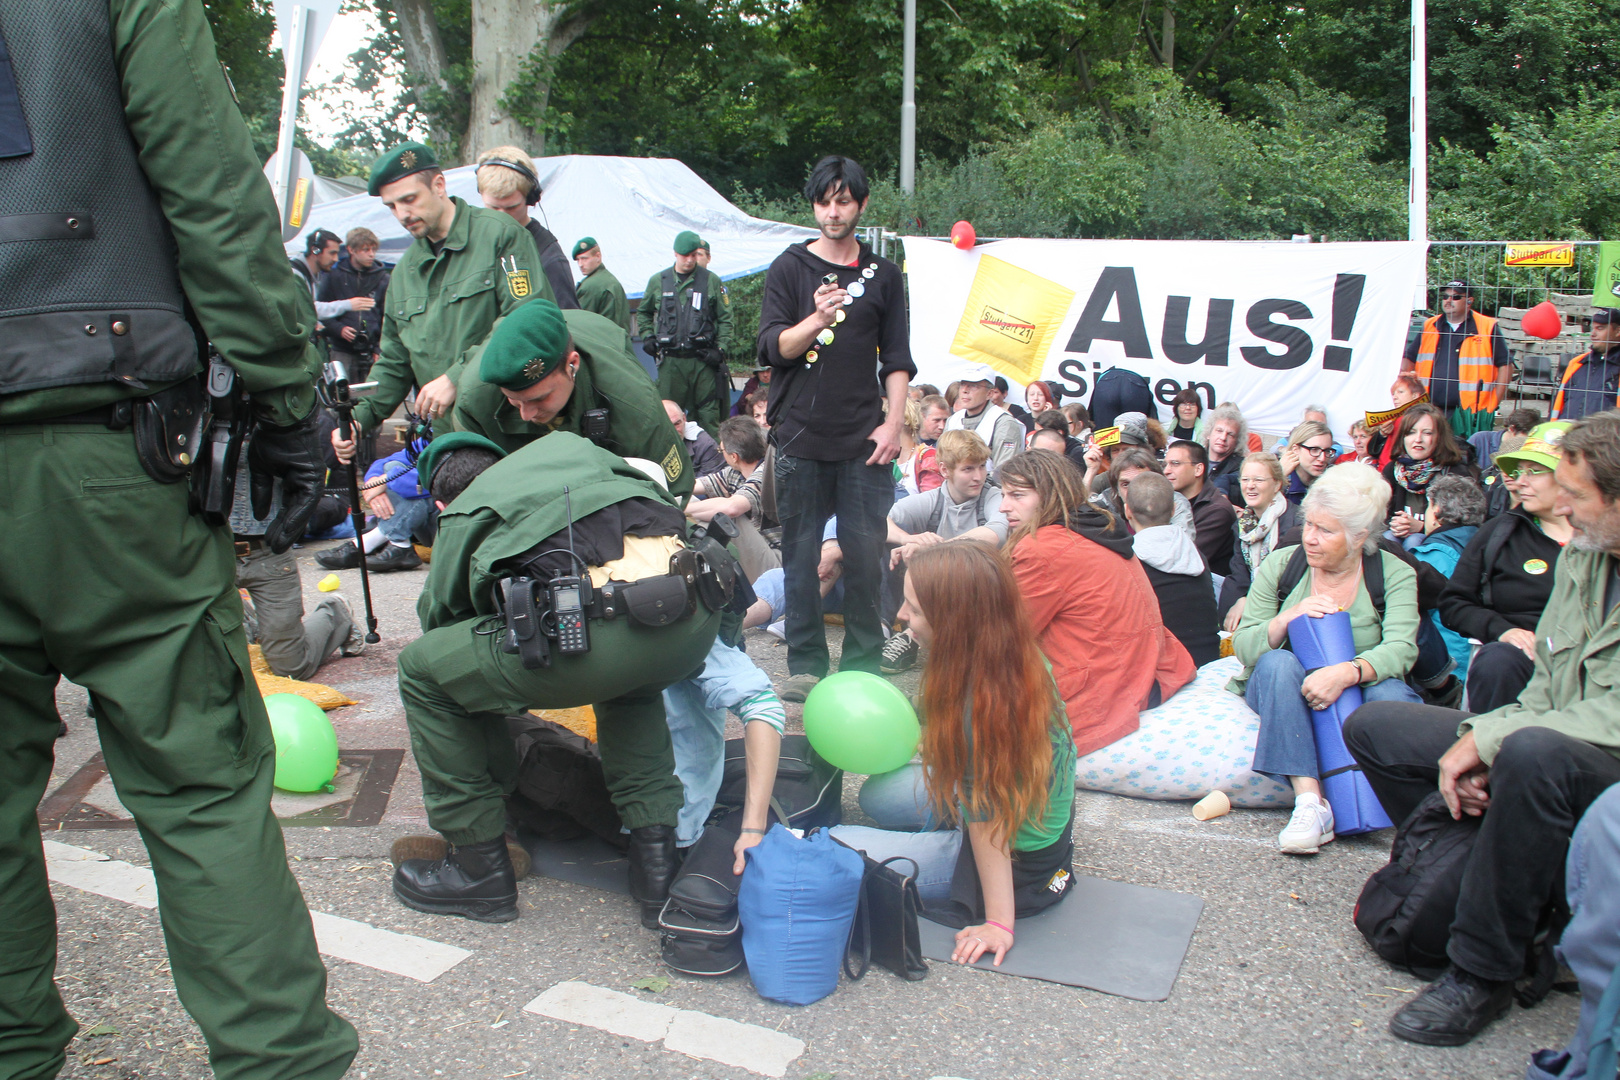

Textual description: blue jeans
[379,494,435,545]
[1247,648,1420,782]
[774,453,893,676]
[833,765,958,903]
[662,639,776,845]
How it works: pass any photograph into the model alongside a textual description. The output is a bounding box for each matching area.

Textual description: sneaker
[316,541,362,570]
[779,673,821,703]
[881,631,919,675]
[332,595,367,657]
[1278,794,1335,854]
[1388,966,1514,1046]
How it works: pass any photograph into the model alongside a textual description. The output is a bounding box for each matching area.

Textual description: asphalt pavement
[40,541,1579,1080]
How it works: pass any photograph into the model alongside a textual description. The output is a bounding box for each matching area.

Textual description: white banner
[902,238,1427,439]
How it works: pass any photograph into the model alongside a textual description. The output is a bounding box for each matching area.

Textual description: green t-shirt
[960,674,1076,852]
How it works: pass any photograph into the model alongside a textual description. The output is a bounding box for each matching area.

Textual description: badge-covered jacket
[353,197,552,432]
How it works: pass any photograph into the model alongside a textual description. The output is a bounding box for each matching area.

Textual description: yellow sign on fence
[1504,243,1574,267]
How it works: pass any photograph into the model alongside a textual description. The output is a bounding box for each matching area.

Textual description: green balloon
[802,672,920,775]
[264,693,340,793]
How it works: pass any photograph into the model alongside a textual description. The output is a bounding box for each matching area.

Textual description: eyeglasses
[1440,293,1468,301]
[1300,445,1334,458]
[1507,465,1553,479]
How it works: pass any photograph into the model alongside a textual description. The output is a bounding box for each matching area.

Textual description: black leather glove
[249,411,326,553]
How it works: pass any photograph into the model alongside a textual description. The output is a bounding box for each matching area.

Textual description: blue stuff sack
[738,825,865,1005]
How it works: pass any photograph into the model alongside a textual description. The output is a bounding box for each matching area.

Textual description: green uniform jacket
[418,432,682,632]
[353,197,553,433]
[1463,547,1620,764]
[0,0,318,426]
[576,265,631,333]
[450,309,695,501]
[635,266,733,358]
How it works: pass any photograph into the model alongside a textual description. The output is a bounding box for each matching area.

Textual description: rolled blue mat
[1288,612,1393,835]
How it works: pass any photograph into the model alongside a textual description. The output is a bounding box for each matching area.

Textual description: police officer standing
[333,141,552,460]
[572,236,631,332]
[638,230,732,437]
[0,0,358,1075]
[392,422,722,928]
[451,299,696,501]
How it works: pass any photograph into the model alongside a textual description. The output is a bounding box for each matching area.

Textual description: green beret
[480,298,571,391]
[571,236,598,259]
[673,230,702,256]
[368,141,439,196]
[416,432,506,492]
[697,238,711,252]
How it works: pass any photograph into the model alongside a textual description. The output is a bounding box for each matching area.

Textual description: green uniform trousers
[657,352,726,439]
[396,606,719,846]
[0,425,358,1080]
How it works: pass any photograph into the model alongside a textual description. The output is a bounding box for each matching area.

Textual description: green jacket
[1228,546,1421,697]
[450,309,695,501]
[576,265,631,333]
[418,432,682,632]
[635,266,733,357]
[1463,548,1620,764]
[353,197,553,433]
[0,0,318,426]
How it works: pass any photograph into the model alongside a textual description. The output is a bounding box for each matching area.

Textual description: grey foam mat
[917,876,1204,1001]
[514,829,630,895]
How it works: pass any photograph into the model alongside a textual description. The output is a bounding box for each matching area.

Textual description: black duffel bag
[712,734,842,830]
[503,714,625,849]
[1354,791,1480,979]
[660,820,745,977]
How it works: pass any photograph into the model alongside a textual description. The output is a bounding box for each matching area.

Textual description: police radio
[546,577,590,654]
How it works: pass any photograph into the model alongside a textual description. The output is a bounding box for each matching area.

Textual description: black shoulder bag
[839,847,929,982]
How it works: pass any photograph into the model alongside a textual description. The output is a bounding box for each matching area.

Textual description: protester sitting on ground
[1337,420,1372,465]
[1080,411,1152,493]
[1280,419,1336,505]
[1436,421,1575,713]
[1089,446,1196,538]
[945,364,1027,475]
[1165,439,1236,579]
[1199,402,1249,502]
[994,376,1030,430]
[316,445,432,573]
[1063,402,1091,442]
[1370,374,1428,469]
[894,397,942,496]
[1270,404,1343,458]
[1144,416,1169,455]
[882,430,1009,674]
[834,541,1075,965]
[687,416,779,582]
[1228,463,1422,854]
[745,388,770,429]
[1407,476,1488,702]
[730,363,771,416]
[665,399,724,476]
[1167,389,1206,443]
[1019,379,1061,432]
[919,394,950,447]
[1469,407,1540,469]
[1030,408,1089,469]
[1219,452,1303,631]
[1384,404,1480,551]
[1344,409,1620,1049]
[997,449,1196,756]
[1125,473,1220,667]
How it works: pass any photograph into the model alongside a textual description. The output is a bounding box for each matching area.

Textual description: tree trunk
[465,0,596,160]
[392,0,454,152]
[1162,1,1175,70]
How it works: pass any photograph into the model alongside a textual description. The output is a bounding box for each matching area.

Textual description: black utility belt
[587,571,699,625]
[493,562,701,670]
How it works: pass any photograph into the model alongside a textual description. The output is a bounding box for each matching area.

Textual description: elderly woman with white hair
[1227,463,1423,854]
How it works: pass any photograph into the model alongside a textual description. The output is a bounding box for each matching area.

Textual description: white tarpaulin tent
[284,154,816,295]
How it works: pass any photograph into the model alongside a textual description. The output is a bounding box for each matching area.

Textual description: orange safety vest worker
[1551,350,1620,420]
[1413,312,1504,413]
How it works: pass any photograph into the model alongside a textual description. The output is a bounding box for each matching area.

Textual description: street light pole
[900,0,916,194]
[1408,0,1427,244]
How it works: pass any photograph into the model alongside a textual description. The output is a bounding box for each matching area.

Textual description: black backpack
[712,734,842,829]
[502,714,626,849]
[659,818,746,977]
[1354,791,1480,979]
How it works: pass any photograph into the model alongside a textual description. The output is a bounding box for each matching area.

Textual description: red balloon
[1521,301,1562,340]
[950,220,976,250]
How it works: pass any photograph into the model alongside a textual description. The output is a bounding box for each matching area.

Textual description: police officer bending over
[395,377,729,926]
[638,230,732,438]
[452,298,696,502]
[0,0,357,1074]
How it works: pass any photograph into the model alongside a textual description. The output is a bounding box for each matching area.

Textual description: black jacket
[759,241,914,461]
[1207,452,1243,503]
[1436,507,1565,643]
[1143,564,1220,667]
[524,219,580,310]
[1188,482,1236,578]
[317,253,390,350]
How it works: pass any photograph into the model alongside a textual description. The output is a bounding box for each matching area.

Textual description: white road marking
[525,981,805,1078]
[44,840,471,983]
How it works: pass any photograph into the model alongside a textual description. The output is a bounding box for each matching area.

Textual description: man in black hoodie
[318,227,391,384]
[758,156,915,700]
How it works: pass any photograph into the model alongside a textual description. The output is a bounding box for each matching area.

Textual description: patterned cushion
[1075,656,1292,807]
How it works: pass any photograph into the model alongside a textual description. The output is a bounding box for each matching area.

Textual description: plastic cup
[1192,790,1232,821]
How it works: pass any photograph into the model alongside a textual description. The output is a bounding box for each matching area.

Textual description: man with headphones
[475,146,580,310]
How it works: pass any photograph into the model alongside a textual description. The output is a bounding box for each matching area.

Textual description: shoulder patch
[506,267,532,298]
[661,443,684,482]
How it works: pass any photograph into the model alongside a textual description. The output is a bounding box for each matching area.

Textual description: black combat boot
[627,824,679,929]
[392,836,518,923]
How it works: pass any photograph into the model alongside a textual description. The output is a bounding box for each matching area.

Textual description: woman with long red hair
[834,541,1075,967]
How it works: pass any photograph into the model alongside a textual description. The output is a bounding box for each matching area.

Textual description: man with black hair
[393,429,721,929]
[758,155,915,700]
[1164,439,1236,575]
[293,227,377,335]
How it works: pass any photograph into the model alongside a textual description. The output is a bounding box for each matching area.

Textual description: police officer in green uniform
[328,141,553,468]
[637,230,732,438]
[572,237,631,333]
[0,0,359,1075]
[392,412,722,928]
[451,299,696,502]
